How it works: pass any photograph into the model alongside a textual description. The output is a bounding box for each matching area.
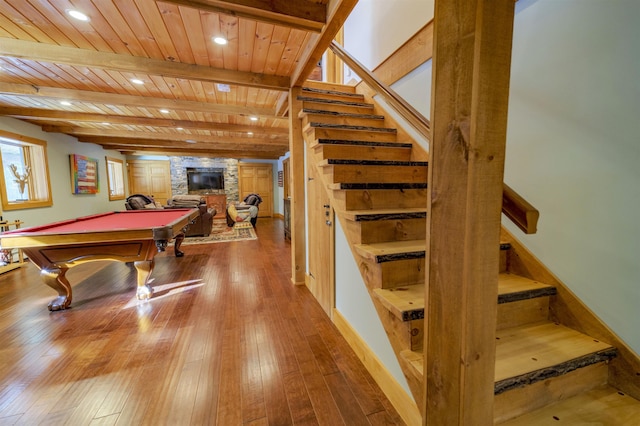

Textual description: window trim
[105,156,125,201]
[0,130,53,211]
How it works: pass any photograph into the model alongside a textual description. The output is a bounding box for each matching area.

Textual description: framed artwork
[70,154,99,194]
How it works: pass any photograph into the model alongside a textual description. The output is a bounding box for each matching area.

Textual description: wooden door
[127,160,172,205]
[238,162,273,217]
[306,154,334,317]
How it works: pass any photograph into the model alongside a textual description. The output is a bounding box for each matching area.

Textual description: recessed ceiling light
[67,10,90,22]
[160,109,170,114]
[102,122,110,125]
[131,78,144,85]
[176,127,183,131]
[250,116,258,121]
[247,132,253,136]
[212,36,227,45]
[217,83,230,92]
[185,139,196,144]
[60,101,72,106]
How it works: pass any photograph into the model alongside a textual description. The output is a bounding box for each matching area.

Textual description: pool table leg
[134,260,154,300]
[174,233,185,257]
[41,267,72,311]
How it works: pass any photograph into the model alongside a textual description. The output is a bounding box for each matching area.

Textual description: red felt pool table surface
[4,209,194,235]
[0,209,199,311]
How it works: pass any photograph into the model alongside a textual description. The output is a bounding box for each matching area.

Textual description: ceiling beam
[0,82,283,119]
[122,147,284,159]
[98,139,283,151]
[0,106,288,135]
[0,38,290,91]
[291,0,358,86]
[42,125,288,145]
[163,0,326,33]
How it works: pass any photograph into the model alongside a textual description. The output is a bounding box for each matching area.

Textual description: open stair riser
[300,82,638,423]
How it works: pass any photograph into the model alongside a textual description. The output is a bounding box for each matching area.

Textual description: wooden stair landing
[499,385,640,425]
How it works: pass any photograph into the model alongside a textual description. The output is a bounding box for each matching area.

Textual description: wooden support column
[289,86,306,285]
[424,1,515,424]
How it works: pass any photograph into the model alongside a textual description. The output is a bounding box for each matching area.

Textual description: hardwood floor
[0,218,404,425]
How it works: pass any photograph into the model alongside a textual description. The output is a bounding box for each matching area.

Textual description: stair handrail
[328,41,539,234]
[329,41,431,139]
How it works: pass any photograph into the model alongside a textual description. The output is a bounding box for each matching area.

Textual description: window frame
[0,130,53,211]
[105,156,125,201]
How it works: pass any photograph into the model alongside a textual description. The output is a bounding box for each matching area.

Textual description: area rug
[174,220,257,245]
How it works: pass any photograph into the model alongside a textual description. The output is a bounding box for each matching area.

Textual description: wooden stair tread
[370,272,555,323]
[304,122,397,133]
[320,159,428,167]
[342,207,427,221]
[495,321,616,389]
[400,349,424,376]
[354,239,426,263]
[311,139,413,149]
[301,86,363,99]
[498,272,557,303]
[498,385,640,425]
[302,81,356,93]
[329,182,428,190]
[373,284,425,321]
[297,96,373,108]
[300,109,385,120]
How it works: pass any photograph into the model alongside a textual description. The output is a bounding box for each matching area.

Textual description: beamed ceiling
[0,0,356,159]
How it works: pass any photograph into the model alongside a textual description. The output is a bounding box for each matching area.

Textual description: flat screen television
[186,168,224,191]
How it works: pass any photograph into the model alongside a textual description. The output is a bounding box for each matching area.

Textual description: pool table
[0,209,199,311]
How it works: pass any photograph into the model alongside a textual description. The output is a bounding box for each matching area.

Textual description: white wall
[0,116,128,227]
[334,219,410,393]
[344,0,434,71]
[504,0,640,353]
[335,0,640,394]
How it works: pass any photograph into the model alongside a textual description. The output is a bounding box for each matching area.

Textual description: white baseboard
[332,309,421,426]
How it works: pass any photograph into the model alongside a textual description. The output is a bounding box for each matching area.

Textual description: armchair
[226,193,262,227]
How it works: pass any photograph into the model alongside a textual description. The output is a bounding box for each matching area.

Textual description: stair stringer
[303,132,426,406]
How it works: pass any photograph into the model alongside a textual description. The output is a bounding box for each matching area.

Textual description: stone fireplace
[169,156,240,203]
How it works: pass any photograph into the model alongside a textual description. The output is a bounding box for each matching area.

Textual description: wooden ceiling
[0,0,355,159]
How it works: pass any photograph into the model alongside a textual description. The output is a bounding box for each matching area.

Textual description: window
[0,130,52,211]
[106,156,125,201]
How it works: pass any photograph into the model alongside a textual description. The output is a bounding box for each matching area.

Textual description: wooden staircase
[298,81,640,424]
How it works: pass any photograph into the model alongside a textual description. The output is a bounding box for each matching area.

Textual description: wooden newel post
[424,0,516,424]
[289,86,307,285]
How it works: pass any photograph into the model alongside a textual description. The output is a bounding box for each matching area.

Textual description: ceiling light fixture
[131,78,144,85]
[160,109,170,114]
[176,127,184,131]
[60,101,72,106]
[217,83,230,92]
[67,10,90,22]
[212,36,227,45]
[185,139,196,144]
[247,132,253,135]
[250,116,258,121]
